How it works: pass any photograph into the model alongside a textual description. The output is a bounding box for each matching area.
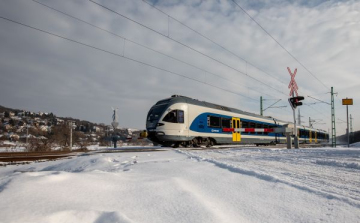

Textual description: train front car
[146,96,189,147]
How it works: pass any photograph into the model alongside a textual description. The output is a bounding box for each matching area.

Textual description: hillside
[336,131,360,144]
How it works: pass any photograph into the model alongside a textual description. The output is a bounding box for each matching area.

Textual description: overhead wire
[0,16,259,102]
[92,0,331,128]
[31,0,278,99]
[88,0,288,96]
[230,0,328,91]
[141,0,288,86]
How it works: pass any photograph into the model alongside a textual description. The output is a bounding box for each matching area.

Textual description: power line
[141,0,288,86]
[230,0,328,90]
[31,0,276,99]
[89,0,287,96]
[307,95,331,105]
[0,15,258,102]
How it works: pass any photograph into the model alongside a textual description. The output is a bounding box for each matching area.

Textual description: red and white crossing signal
[287,67,298,97]
[289,96,304,110]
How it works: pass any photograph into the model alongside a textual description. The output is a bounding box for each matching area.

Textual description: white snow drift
[0,147,359,223]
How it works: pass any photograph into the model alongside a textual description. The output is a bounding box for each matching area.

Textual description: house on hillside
[9,133,20,141]
[39,125,50,132]
[93,126,103,133]
[56,118,64,125]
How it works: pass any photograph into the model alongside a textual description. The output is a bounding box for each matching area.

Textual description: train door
[232,118,241,142]
[309,131,312,143]
[315,132,317,143]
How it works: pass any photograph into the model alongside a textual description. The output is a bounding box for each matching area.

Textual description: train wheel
[206,138,214,147]
[183,141,191,148]
[192,138,200,147]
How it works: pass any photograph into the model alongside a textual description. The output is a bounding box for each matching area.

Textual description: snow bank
[0,147,359,223]
[351,141,360,148]
[315,159,360,170]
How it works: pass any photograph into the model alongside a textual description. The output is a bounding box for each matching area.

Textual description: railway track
[0,144,331,166]
[0,151,77,165]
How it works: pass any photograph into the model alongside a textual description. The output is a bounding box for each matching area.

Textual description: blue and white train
[146,95,329,147]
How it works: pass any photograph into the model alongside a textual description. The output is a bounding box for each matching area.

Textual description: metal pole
[350,114,353,143]
[298,108,301,125]
[331,87,336,147]
[26,125,29,151]
[69,122,72,151]
[260,96,263,116]
[292,92,299,149]
[347,104,349,148]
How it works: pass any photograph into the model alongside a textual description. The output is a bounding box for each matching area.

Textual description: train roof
[155,95,327,133]
[157,95,278,121]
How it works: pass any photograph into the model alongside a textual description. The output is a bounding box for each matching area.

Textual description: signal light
[289,96,304,109]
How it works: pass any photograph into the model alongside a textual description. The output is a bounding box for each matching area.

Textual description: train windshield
[147,104,168,121]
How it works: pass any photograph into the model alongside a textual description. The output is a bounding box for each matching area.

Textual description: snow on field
[351,141,360,148]
[0,147,359,223]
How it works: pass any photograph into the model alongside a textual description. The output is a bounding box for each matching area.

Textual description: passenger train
[146,95,329,147]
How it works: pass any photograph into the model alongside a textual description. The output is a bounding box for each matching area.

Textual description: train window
[208,116,221,128]
[250,122,256,134]
[305,130,309,137]
[147,104,168,121]
[264,124,269,135]
[242,121,249,128]
[221,118,231,128]
[162,110,184,123]
[178,110,184,123]
[255,123,262,135]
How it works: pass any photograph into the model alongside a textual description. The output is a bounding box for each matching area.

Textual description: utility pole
[260,96,263,116]
[69,121,73,151]
[331,87,336,147]
[26,125,29,151]
[298,108,301,125]
[309,117,315,128]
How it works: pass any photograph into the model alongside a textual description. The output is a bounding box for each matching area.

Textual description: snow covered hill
[0,147,359,223]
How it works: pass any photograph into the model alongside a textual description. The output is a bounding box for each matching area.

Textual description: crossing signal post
[287,67,303,149]
[288,96,304,149]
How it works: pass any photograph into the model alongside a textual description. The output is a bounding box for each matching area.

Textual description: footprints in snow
[108,155,139,172]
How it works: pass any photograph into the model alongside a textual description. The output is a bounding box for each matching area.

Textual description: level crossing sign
[287,67,298,97]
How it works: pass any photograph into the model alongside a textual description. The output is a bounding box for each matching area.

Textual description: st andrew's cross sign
[287,67,298,97]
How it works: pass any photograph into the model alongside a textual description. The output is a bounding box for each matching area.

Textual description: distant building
[10,134,20,141]
[93,126,101,133]
[56,118,64,124]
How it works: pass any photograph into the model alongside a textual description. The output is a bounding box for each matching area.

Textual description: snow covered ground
[0,146,359,223]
